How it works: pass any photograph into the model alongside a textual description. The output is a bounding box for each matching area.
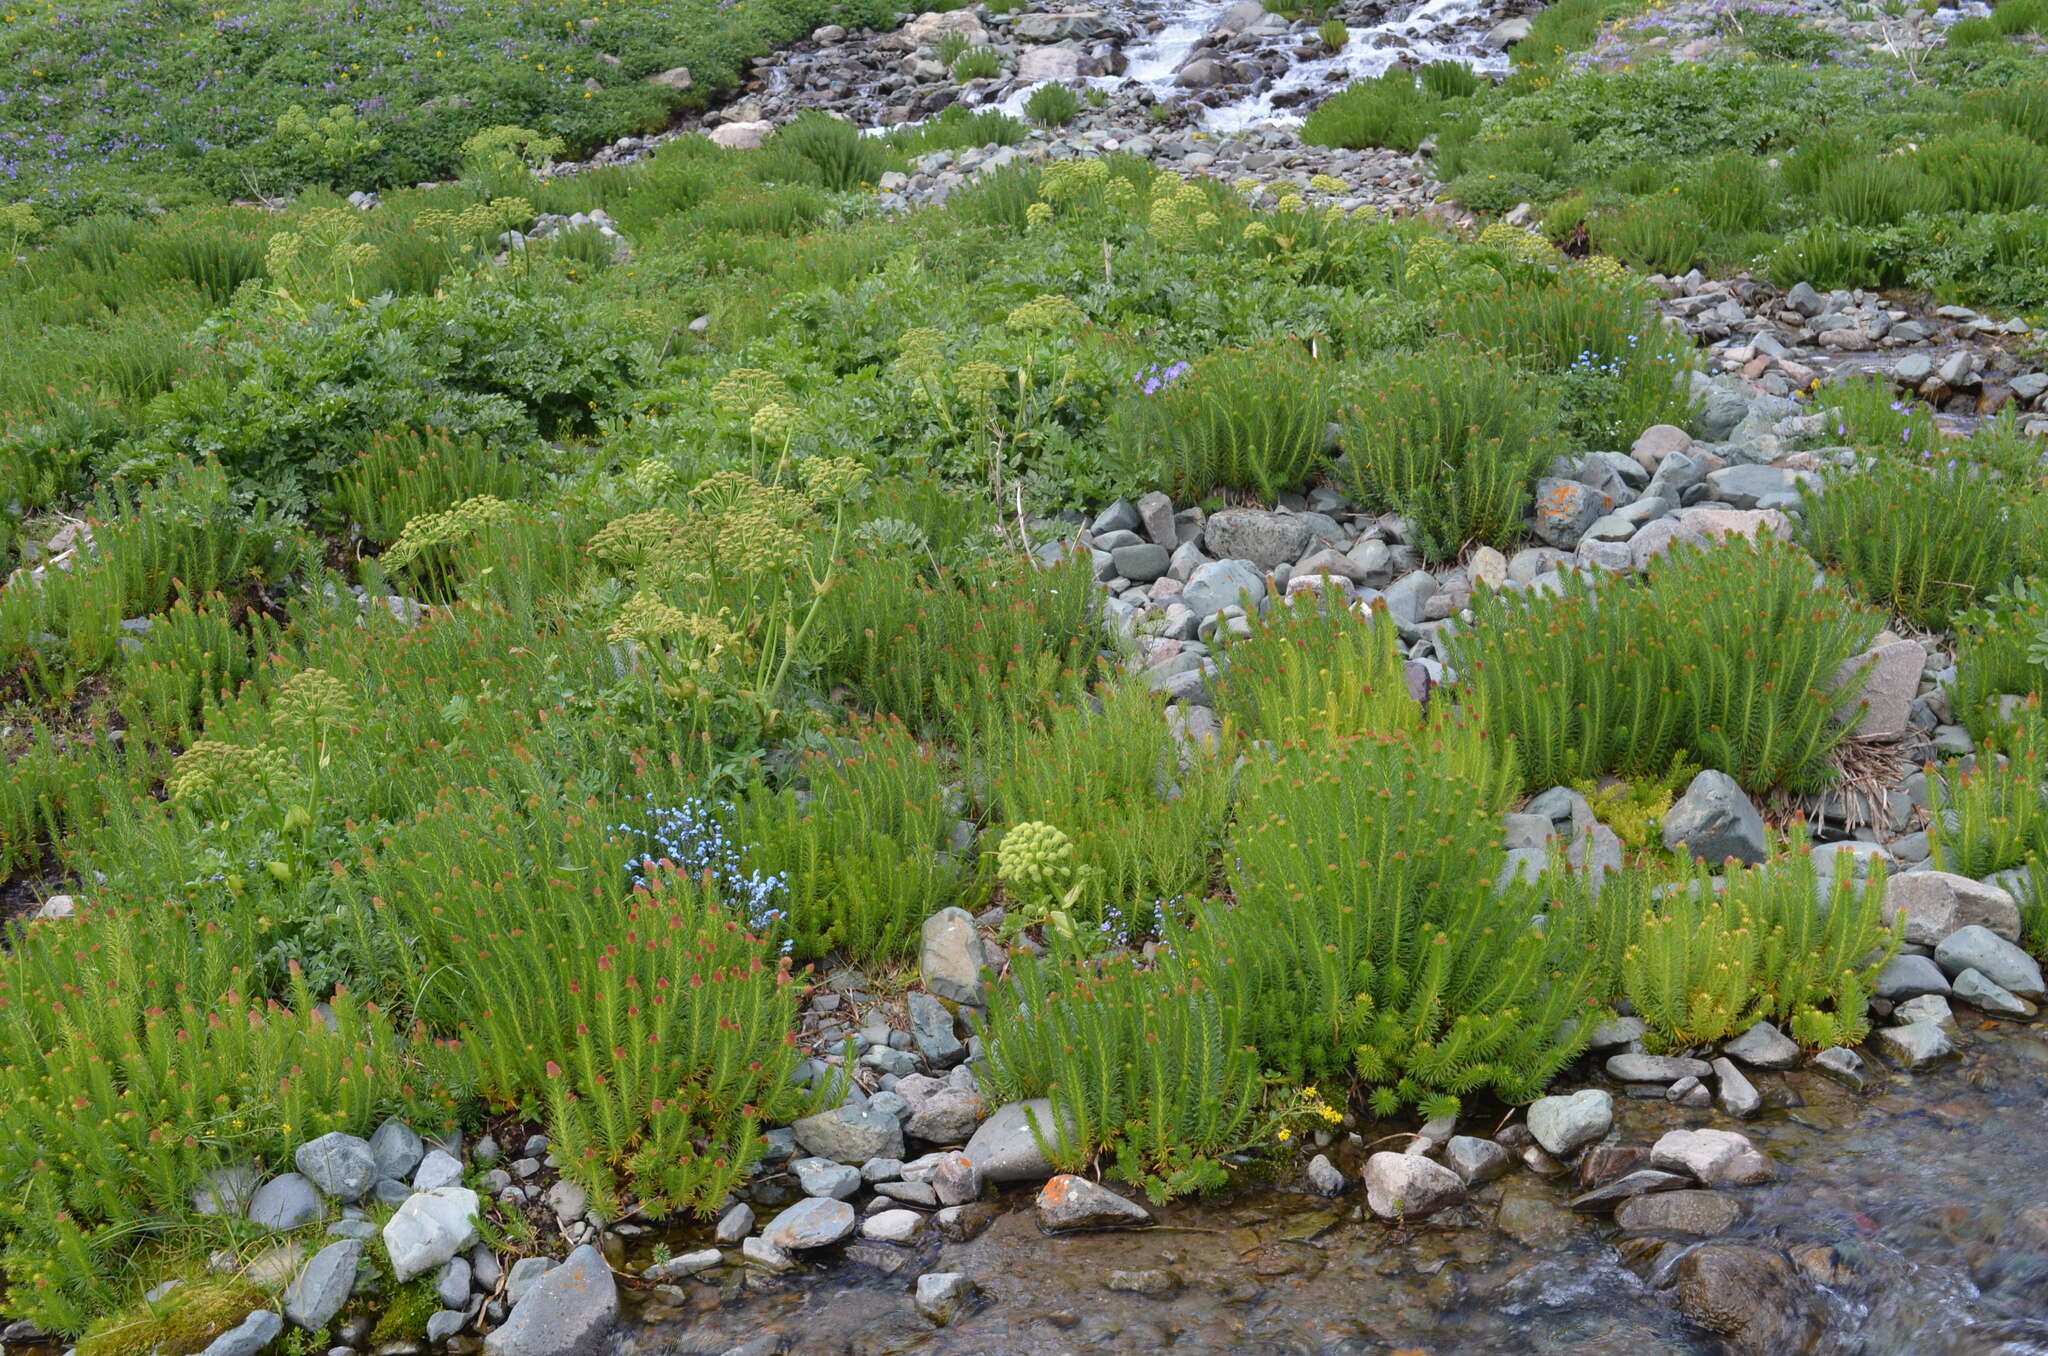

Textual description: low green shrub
[1302,73,1439,152]
[1801,460,2043,629]
[1623,837,1897,1052]
[952,46,1004,81]
[1813,157,1939,226]
[1338,345,1564,559]
[1590,194,1712,274]
[1447,273,1695,446]
[1319,18,1350,50]
[770,112,890,192]
[1953,580,2048,739]
[1114,343,1334,500]
[1685,152,1781,235]
[1930,715,2048,878]
[326,426,533,546]
[978,945,1266,1201]
[883,106,1028,158]
[1025,83,1082,128]
[1212,592,1419,745]
[1205,732,1603,1115]
[1421,60,1483,99]
[1451,536,1882,793]
[1917,132,2048,213]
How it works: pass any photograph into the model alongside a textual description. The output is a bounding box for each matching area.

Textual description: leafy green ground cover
[1305,0,2048,312]
[0,0,891,216]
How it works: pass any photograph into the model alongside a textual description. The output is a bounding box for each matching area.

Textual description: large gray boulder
[1662,769,1767,867]
[283,1239,362,1330]
[247,1173,322,1231]
[1885,872,2022,945]
[763,1196,858,1250]
[1183,559,1267,618]
[294,1133,378,1202]
[1526,1089,1612,1158]
[962,1099,1066,1183]
[369,1120,425,1182]
[484,1244,617,1356]
[1363,1152,1466,1220]
[384,1187,481,1281]
[1933,924,2045,998]
[920,907,987,1007]
[1202,509,1310,570]
[791,1103,905,1164]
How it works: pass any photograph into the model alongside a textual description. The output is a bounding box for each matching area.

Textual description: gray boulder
[293,1133,378,1202]
[1875,1020,1955,1067]
[1363,1152,1466,1220]
[247,1174,322,1231]
[920,907,988,1007]
[484,1244,617,1356]
[384,1187,481,1281]
[1183,559,1267,618]
[1885,872,2022,945]
[369,1120,425,1183]
[199,1311,283,1356]
[1526,1089,1612,1158]
[1951,968,2035,1016]
[1037,1174,1152,1230]
[915,1271,977,1325]
[962,1099,1065,1183]
[1874,952,1951,1000]
[763,1197,857,1250]
[1662,769,1767,867]
[1722,1020,1800,1069]
[791,1103,905,1164]
[283,1239,362,1330]
[1203,509,1310,570]
[1934,924,2045,997]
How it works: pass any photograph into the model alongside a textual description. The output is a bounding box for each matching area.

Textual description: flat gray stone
[413,1146,464,1191]
[861,1209,927,1243]
[1363,1152,1466,1220]
[714,1202,755,1244]
[1874,952,1951,1000]
[641,1248,720,1282]
[294,1133,378,1202]
[793,1157,862,1200]
[247,1173,323,1231]
[1721,1021,1800,1070]
[905,1087,983,1144]
[1526,1089,1612,1158]
[199,1310,283,1356]
[1650,1129,1774,1187]
[483,1244,616,1356]
[1934,924,2045,998]
[1837,638,1923,740]
[436,1255,471,1309]
[1037,1174,1152,1231]
[791,1103,905,1164]
[506,1256,559,1305]
[1812,1046,1867,1088]
[192,1164,263,1218]
[1570,1169,1693,1212]
[764,1196,857,1250]
[1607,1053,1713,1083]
[906,990,965,1069]
[283,1239,362,1330]
[1951,968,2037,1017]
[932,1150,982,1206]
[1885,872,2022,945]
[1305,1154,1346,1197]
[1876,1020,1955,1066]
[1616,1189,1743,1236]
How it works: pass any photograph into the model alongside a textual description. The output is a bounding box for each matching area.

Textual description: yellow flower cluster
[1024,201,1053,229]
[1402,231,1456,283]
[384,495,517,571]
[953,360,1009,407]
[271,668,357,738]
[709,367,792,416]
[796,455,867,504]
[749,401,798,443]
[628,458,677,494]
[1241,220,1272,244]
[1147,182,1211,248]
[166,740,295,803]
[1273,193,1306,214]
[264,207,379,284]
[1476,221,1558,264]
[1005,293,1082,332]
[996,820,1077,891]
[413,197,534,244]
[1308,174,1348,195]
[1037,157,1110,204]
[1575,253,1632,284]
[894,327,947,383]
[458,124,567,176]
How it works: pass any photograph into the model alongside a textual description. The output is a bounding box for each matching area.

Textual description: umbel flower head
[166,740,296,803]
[997,821,1077,892]
[894,327,948,382]
[384,495,517,571]
[749,401,799,443]
[1005,293,1082,333]
[271,668,357,739]
[797,455,867,504]
[709,367,793,417]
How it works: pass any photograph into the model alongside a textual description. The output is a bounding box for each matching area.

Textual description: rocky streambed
[619,1017,2048,1355]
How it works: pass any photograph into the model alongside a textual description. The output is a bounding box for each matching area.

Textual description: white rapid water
[992,0,1509,130]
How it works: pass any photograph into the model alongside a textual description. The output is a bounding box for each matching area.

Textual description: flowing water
[623,1017,2048,1354]
[982,0,1510,129]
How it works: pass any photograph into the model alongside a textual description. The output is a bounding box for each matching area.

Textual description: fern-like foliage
[977,944,1265,1203]
[1800,460,2043,631]
[1114,343,1334,500]
[1337,345,1565,560]
[1201,733,1602,1111]
[1622,831,1897,1053]
[1449,535,1880,794]
[974,676,1231,945]
[1952,579,2048,742]
[1929,714,2048,879]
